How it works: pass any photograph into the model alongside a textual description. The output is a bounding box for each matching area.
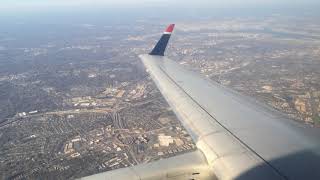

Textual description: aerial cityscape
[1,4,320,180]
[168,16,320,125]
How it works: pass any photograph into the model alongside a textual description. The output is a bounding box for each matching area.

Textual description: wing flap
[78,150,214,180]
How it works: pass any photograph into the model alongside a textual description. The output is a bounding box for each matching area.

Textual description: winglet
[149,24,175,56]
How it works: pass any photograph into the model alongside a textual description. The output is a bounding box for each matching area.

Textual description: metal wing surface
[139,53,320,180]
[79,24,320,180]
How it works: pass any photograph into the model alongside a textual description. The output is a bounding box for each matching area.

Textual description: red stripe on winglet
[165,24,175,33]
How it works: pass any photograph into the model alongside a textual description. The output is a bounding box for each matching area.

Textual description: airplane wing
[80,24,320,180]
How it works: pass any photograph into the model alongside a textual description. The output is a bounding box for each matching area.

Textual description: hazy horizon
[1,0,320,14]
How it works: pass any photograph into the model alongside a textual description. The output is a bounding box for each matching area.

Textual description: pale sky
[1,0,319,12]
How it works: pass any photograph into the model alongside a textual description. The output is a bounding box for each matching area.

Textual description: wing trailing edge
[149,24,175,56]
